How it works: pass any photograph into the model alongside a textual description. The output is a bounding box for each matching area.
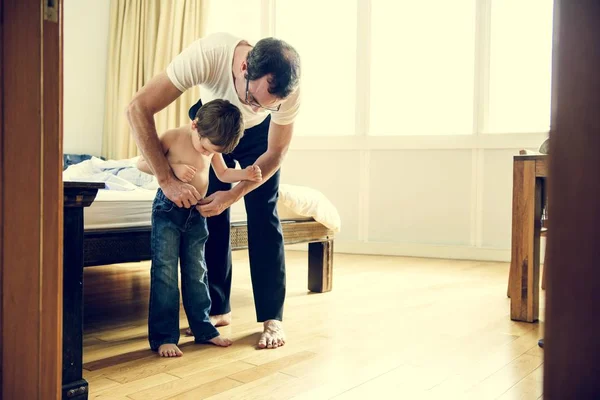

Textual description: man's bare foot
[157,343,183,357]
[208,335,233,347]
[185,312,231,336]
[257,320,286,349]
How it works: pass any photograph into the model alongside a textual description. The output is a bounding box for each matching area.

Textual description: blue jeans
[148,189,219,351]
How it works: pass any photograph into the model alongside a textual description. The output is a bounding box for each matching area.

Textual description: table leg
[509,160,543,322]
[308,240,334,293]
[62,207,88,399]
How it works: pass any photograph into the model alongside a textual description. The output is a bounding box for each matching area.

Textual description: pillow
[277,184,341,233]
[277,202,312,221]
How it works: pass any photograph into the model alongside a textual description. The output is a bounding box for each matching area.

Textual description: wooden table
[63,181,104,400]
[509,155,547,322]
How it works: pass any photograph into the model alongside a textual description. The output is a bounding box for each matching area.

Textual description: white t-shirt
[166,32,300,129]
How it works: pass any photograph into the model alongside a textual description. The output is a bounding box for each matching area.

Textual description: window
[204,0,262,43]
[369,1,477,136]
[487,0,554,133]
[275,0,357,136]
[203,0,554,137]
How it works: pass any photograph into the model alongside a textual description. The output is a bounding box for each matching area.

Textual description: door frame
[1,0,63,398]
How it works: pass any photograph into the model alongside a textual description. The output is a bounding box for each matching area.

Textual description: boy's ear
[191,119,199,131]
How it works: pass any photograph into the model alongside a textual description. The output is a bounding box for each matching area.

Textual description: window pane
[487,0,554,133]
[204,0,262,43]
[370,1,476,136]
[276,0,357,136]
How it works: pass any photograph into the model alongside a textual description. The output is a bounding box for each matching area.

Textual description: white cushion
[277,184,341,233]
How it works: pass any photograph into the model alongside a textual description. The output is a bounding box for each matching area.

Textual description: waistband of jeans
[156,188,172,204]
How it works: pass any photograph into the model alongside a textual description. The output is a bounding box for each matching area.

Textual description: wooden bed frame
[83,219,335,293]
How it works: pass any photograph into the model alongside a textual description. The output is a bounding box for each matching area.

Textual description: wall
[63,0,110,156]
[267,134,548,262]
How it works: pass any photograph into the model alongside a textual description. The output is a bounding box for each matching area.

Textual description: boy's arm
[136,157,153,175]
[210,154,262,183]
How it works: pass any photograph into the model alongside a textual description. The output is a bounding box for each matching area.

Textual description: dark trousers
[189,100,286,321]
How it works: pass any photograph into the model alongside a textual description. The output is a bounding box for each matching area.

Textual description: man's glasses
[245,77,281,112]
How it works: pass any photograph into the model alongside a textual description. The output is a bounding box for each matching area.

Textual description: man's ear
[241,59,248,74]
[191,119,199,131]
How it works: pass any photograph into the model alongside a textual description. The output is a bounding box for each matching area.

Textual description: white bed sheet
[84,188,157,229]
[84,188,311,230]
[68,156,335,231]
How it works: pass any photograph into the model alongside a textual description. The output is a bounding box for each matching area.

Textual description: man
[126,32,301,350]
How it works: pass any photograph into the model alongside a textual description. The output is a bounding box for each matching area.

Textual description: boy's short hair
[194,99,244,154]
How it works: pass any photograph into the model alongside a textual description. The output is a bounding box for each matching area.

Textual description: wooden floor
[82,251,545,399]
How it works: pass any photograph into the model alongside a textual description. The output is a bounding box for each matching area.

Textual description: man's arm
[230,121,292,199]
[126,72,201,208]
[197,121,293,216]
[135,129,178,175]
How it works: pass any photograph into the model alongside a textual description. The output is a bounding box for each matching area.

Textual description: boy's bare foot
[208,336,233,347]
[157,343,183,357]
[185,312,232,336]
[257,320,286,349]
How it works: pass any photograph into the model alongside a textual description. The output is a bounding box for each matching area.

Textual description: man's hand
[162,177,202,208]
[196,190,236,217]
[244,165,263,182]
[172,164,197,183]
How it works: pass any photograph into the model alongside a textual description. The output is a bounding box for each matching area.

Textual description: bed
[82,188,336,292]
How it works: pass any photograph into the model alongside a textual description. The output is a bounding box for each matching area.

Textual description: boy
[137,99,262,357]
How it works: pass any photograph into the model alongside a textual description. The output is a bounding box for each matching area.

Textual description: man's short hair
[246,38,301,99]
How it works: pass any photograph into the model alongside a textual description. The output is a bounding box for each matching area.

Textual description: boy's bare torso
[165,125,212,199]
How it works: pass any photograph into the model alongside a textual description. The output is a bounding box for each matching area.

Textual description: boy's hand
[245,165,262,182]
[172,164,196,183]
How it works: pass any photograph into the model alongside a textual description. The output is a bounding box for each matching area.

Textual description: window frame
[253,0,553,149]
